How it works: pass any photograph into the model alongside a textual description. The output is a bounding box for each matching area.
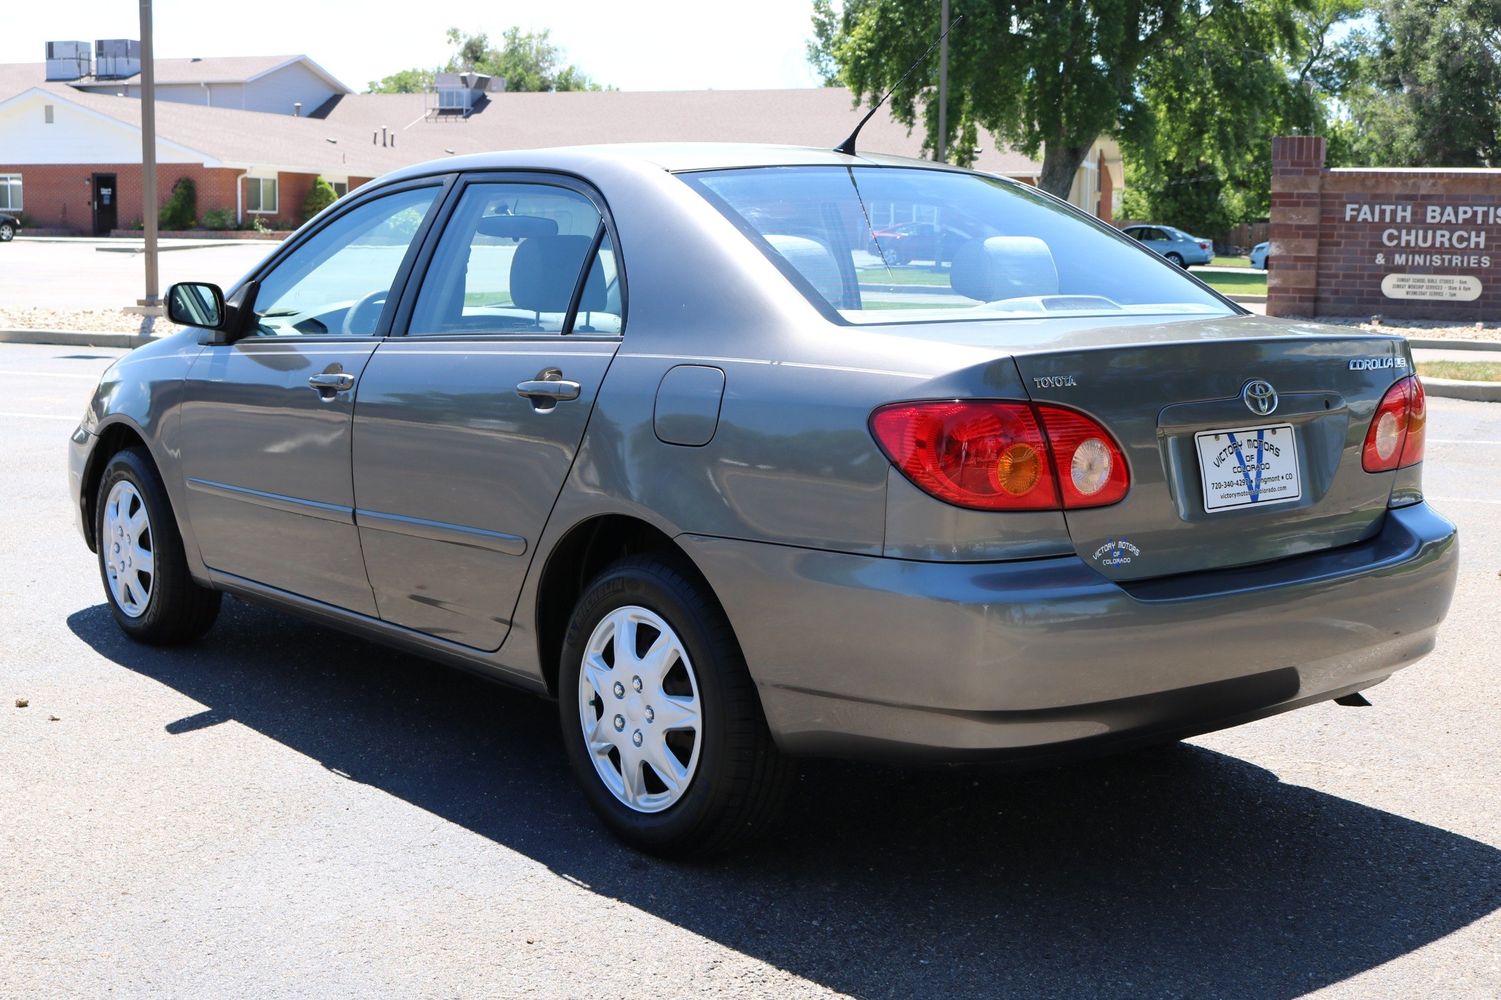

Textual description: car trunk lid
[1003,320,1410,581]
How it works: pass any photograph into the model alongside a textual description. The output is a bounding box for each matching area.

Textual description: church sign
[1265,136,1501,321]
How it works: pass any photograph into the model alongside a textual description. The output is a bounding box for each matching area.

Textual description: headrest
[510,235,604,314]
[950,236,1059,302]
[764,234,843,306]
[476,214,558,240]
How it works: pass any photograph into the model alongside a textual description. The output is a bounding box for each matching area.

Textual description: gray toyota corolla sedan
[69,144,1457,855]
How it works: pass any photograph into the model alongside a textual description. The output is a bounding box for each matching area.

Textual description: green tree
[817,0,1226,196]
[369,27,607,94]
[367,68,436,94]
[302,177,339,223]
[158,176,196,229]
[1122,0,1365,233]
[808,0,844,86]
[1345,0,1501,166]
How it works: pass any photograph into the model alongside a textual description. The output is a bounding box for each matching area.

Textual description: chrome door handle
[516,368,582,411]
[515,379,582,401]
[308,372,355,399]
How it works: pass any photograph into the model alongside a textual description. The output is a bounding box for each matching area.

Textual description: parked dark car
[0,212,18,242]
[70,144,1456,856]
[868,220,975,264]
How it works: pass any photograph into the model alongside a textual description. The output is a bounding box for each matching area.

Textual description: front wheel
[96,448,221,643]
[0,223,13,242]
[558,554,794,856]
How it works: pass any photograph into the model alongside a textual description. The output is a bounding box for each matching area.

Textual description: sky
[4,0,826,92]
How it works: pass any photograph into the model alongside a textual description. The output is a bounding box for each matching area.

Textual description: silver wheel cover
[577,605,702,813]
[102,480,154,618]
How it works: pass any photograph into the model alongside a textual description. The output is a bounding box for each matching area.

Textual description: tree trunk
[1038,141,1093,201]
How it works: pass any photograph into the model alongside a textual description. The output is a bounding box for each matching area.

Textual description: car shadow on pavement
[69,599,1500,1000]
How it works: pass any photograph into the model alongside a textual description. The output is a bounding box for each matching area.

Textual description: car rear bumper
[680,502,1457,760]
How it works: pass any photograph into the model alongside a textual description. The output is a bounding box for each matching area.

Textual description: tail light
[869,400,1129,511]
[1198,241,1211,251]
[1362,376,1426,472]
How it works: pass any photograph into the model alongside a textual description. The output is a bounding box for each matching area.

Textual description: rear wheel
[95,448,221,643]
[0,223,13,242]
[558,554,794,856]
[1166,252,1185,268]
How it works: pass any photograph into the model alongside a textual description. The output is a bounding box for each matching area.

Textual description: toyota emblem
[1242,379,1279,416]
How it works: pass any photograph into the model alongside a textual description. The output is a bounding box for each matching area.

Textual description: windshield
[682,166,1234,324]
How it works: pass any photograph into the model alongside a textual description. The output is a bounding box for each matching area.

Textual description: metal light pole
[936,0,949,162]
[138,0,159,307]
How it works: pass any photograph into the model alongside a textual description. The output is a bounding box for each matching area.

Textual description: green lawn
[1417,360,1501,382]
[1199,271,1267,297]
[856,266,953,287]
[1212,255,1253,268]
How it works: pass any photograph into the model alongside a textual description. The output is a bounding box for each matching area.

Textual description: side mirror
[167,282,226,329]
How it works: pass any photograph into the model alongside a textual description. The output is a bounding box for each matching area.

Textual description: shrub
[302,177,338,223]
[158,177,196,229]
[202,208,234,231]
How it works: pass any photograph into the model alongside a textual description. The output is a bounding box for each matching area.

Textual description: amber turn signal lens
[995,443,1041,495]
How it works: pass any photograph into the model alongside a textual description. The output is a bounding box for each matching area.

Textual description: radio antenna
[834,14,964,157]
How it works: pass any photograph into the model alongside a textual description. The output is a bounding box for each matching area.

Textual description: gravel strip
[0,308,183,337]
[1292,316,1501,342]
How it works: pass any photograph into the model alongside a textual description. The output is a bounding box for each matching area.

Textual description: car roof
[377,141,978,186]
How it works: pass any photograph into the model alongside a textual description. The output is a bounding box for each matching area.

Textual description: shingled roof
[3,55,1045,180]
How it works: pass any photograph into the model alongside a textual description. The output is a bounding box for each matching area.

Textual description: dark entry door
[92,173,117,235]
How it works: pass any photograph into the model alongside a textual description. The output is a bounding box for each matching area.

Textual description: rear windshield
[682,166,1233,324]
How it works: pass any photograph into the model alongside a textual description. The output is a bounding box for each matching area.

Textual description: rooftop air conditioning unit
[44,41,92,82]
[94,39,142,80]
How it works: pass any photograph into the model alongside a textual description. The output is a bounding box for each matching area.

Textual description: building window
[331,181,348,198]
[44,105,55,124]
[246,177,279,214]
[0,175,21,212]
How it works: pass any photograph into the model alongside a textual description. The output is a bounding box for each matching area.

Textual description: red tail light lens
[1035,403,1132,507]
[869,400,1129,511]
[1362,376,1426,472]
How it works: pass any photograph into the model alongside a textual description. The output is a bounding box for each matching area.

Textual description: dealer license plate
[1194,423,1302,512]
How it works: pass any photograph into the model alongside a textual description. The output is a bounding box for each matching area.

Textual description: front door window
[253,186,438,337]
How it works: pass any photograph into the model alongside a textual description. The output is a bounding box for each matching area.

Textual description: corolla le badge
[1242,379,1279,416]
[1349,357,1408,371]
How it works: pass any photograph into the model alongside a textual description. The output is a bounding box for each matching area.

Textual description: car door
[351,176,623,650]
[178,180,446,614]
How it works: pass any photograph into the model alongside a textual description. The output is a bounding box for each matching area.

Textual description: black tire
[95,447,221,643]
[558,554,795,856]
[1166,252,1185,268]
[0,223,13,242]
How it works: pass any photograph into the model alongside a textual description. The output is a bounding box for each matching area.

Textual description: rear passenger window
[408,183,612,336]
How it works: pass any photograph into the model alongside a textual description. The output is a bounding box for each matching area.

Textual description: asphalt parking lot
[0,238,276,311]
[2,342,1498,999]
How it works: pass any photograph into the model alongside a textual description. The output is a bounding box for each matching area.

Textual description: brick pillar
[1265,135,1326,317]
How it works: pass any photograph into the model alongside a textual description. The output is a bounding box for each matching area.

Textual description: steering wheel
[342,289,388,336]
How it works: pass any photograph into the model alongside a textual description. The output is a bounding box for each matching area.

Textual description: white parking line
[1429,439,1501,446]
[0,411,77,421]
[1428,496,1501,505]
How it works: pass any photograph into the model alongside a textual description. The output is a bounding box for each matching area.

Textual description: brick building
[1266,135,1501,320]
[0,48,1125,236]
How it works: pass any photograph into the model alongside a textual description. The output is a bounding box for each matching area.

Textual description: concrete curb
[1404,337,1501,352]
[95,243,249,254]
[1420,377,1501,403]
[0,329,153,349]
[1228,295,1268,304]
